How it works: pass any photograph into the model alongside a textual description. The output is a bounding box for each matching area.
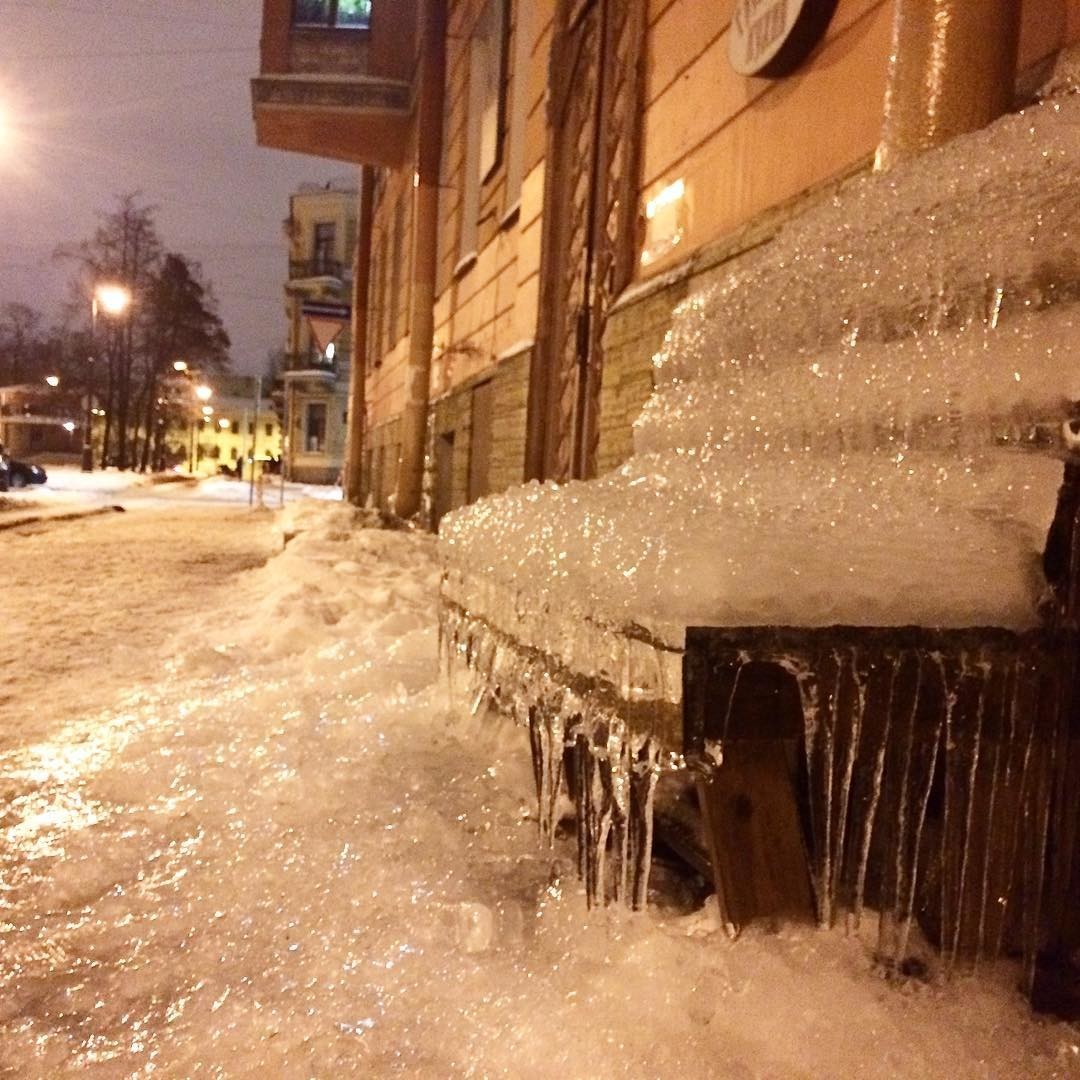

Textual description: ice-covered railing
[440,68,1080,914]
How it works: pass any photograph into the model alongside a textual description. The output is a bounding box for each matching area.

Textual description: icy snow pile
[442,89,1080,663]
[2,502,1077,1076]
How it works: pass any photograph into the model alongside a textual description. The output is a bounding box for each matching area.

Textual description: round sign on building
[728,0,838,78]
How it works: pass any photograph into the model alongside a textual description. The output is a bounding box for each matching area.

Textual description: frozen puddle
[0,504,1075,1076]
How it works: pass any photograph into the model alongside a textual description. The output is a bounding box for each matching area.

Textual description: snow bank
[2,502,1075,1075]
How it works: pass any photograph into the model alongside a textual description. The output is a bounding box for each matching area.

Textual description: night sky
[0,0,349,374]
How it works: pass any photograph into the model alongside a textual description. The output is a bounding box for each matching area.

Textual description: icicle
[945,655,990,975]
[895,653,948,967]
[607,718,632,904]
[629,738,663,911]
[878,650,923,967]
[990,663,1034,959]
[831,646,865,925]
[852,651,900,931]
[972,658,1014,964]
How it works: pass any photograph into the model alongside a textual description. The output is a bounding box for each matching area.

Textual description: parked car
[0,450,47,490]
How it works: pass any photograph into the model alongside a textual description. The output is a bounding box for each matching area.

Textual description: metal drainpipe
[875,0,1022,171]
[344,166,374,505]
[394,0,447,521]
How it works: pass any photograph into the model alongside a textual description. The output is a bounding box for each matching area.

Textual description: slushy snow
[0,502,1075,1075]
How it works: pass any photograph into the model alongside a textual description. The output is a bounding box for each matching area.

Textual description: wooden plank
[698,741,817,933]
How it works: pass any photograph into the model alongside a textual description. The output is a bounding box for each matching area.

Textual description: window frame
[457,0,510,270]
[292,0,372,30]
[312,221,337,275]
[305,401,328,453]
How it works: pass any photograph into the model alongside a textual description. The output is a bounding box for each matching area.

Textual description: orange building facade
[253,0,1080,521]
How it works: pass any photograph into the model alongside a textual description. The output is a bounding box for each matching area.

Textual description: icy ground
[1,503,1077,1076]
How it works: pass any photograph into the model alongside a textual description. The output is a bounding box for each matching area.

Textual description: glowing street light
[84,282,133,472]
[218,418,230,430]
[45,375,59,387]
[173,360,188,372]
[195,384,213,403]
[93,283,132,319]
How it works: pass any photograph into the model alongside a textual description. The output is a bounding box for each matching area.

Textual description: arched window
[293,0,371,29]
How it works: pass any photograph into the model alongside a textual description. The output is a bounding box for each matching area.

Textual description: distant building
[281,181,357,485]
[0,384,80,458]
[191,375,281,478]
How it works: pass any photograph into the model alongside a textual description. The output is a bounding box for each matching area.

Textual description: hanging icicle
[443,598,678,912]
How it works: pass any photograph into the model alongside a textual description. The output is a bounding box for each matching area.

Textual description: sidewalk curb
[0,505,126,533]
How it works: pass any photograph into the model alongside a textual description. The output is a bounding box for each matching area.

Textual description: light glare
[94,284,132,317]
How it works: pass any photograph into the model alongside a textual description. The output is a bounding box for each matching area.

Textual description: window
[459,0,508,265]
[306,402,328,452]
[476,0,507,181]
[503,0,531,219]
[248,421,255,435]
[370,233,387,365]
[293,0,371,29]
[265,422,274,437]
[388,196,404,347]
[313,222,336,275]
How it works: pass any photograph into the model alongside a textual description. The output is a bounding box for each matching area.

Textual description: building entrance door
[526,0,645,483]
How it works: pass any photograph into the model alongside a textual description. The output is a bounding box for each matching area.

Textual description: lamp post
[196,404,214,473]
[83,283,132,472]
[190,385,213,474]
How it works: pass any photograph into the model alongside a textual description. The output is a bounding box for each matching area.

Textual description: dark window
[370,233,386,367]
[265,423,274,437]
[248,421,255,435]
[306,402,328,453]
[313,222,336,275]
[433,431,455,528]
[293,0,371,29]
[388,197,404,346]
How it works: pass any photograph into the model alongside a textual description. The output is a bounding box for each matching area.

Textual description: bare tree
[55,194,232,471]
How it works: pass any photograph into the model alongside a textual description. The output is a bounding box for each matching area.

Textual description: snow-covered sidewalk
[0,503,1075,1076]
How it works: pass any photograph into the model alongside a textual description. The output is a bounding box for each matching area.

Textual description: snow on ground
[1,502,1076,1076]
[0,506,277,750]
[0,467,343,514]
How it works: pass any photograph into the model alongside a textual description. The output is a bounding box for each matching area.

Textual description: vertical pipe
[344,166,375,505]
[876,0,1022,171]
[395,0,447,521]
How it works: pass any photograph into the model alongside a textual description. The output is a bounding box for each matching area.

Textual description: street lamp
[184,385,213,474]
[45,375,59,387]
[83,282,132,472]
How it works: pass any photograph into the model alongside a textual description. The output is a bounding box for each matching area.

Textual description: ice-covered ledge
[441,80,1080,687]
[438,69,1080,929]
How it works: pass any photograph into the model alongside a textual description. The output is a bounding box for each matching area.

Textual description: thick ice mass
[442,90,1080,643]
